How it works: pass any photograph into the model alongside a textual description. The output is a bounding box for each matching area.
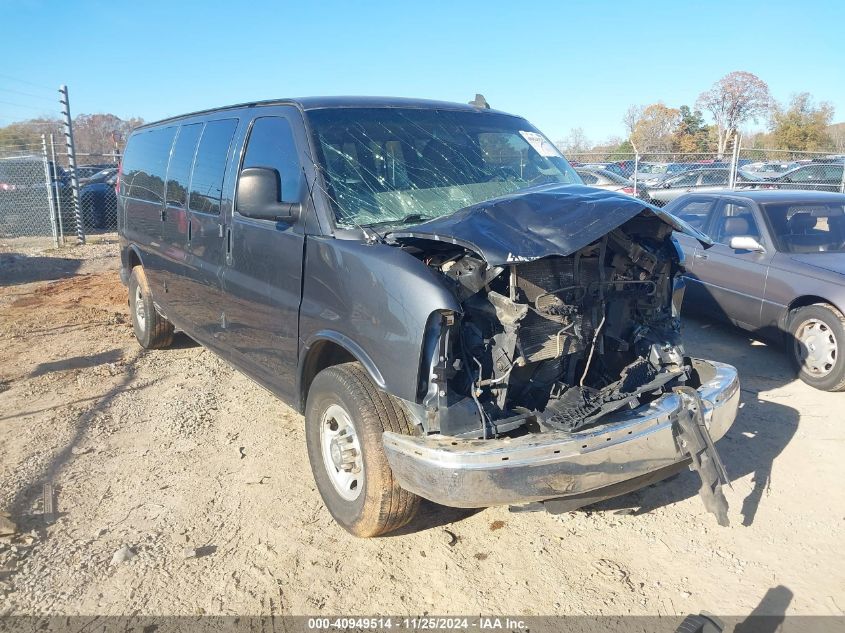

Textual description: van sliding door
[182,118,239,340]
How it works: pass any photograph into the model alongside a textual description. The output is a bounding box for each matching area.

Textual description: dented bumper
[382,359,739,508]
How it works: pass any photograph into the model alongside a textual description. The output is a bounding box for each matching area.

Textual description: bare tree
[556,127,591,154]
[697,71,771,157]
[830,123,845,153]
[73,113,144,157]
[623,105,645,138]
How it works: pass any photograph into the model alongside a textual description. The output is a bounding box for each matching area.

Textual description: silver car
[575,167,651,201]
[649,168,756,206]
[668,190,845,391]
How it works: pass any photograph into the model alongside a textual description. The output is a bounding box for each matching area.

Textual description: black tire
[305,362,421,537]
[128,266,174,349]
[787,303,845,392]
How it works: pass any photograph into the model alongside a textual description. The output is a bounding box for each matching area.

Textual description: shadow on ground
[30,349,124,378]
[591,315,800,526]
[0,253,83,286]
[388,501,482,537]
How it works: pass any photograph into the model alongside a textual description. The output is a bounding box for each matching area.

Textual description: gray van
[118,97,739,536]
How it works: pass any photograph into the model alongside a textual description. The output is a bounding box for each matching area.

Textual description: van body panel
[298,236,461,404]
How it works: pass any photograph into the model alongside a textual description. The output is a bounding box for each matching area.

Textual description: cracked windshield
[306,107,581,227]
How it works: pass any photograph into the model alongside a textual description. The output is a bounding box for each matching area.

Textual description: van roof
[135,96,516,130]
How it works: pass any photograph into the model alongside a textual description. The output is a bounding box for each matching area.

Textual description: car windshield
[307,107,581,227]
[763,202,845,253]
[637,163,666,174]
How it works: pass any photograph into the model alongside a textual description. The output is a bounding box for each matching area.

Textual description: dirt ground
[1,237,843,618]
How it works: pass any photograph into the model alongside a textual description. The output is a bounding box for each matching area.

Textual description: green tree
[672,106,712,152]
[770,93,834,151]
[608,139,634,161]
[0,118,62,152]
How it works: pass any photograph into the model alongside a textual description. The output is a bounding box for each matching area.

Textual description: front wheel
[305,362,420,537]
[788,304,845,391]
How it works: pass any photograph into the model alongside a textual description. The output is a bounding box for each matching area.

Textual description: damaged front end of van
[375,185,739,525]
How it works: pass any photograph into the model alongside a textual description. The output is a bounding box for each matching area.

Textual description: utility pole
[59,85,84,244]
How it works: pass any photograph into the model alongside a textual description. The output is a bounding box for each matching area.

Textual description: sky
[1,0,844,144]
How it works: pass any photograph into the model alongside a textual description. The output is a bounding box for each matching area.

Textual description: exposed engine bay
[401,213,692,439]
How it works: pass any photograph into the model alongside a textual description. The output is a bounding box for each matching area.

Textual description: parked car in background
[116,96,737,534]
[576,167,651,201]
[649,168,756,206]
[74,163,118,180]
[638,162,697,187]
[630,162,666,183]
[603,159,636,178]
[668,190,845,391]
[79,167,118,186]
[763,163,844,192]
[80,168,118,229]
[743,161,801,179]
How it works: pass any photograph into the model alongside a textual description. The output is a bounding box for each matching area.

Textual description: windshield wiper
[364,213,431,229]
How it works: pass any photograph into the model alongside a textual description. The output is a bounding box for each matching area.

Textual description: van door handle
[694,252,709,260]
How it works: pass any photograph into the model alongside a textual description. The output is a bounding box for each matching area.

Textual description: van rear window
[188,119,238,215]
[122,127,177,203]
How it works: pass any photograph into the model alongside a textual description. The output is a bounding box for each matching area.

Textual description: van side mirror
[236,167,300,221]
[729,236,765,252]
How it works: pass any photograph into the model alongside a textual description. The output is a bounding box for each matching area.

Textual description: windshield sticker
[518,131,558,157]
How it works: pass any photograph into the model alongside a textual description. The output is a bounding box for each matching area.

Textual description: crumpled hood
[386,184,711,266]
[789,253,845,276]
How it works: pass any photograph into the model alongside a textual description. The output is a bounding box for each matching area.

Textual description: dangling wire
[580,314,606,387]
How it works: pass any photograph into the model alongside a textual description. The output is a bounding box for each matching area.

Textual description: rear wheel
[305,362,420,537]
[128,266,174,349]
[788,303,845,391]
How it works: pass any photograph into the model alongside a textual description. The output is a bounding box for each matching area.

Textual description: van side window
[188,119,238,214]
[122,127,177,203]
[240,117,302,204]
[166,123,203,207]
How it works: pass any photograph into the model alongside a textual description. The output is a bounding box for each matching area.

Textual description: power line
[0,73,55,92]
[0,87,56,102]
[0,99,54,112]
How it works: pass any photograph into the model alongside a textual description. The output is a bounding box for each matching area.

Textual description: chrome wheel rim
[319,403,364,501]
[134,286,146,330]
[795,318,837,377]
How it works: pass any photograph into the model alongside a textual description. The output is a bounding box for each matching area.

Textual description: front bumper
[382,359,739,508]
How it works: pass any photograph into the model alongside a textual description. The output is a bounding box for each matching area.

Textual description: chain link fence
[4,117,845,247]
[0,139,121,245]
[0,144,61,242]
[566,146,845,207]
[738,148,845,192]
[53,149,120,236]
